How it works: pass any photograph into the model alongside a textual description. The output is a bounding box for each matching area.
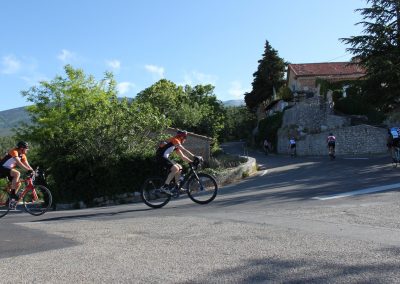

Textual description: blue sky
[0,0,366,111]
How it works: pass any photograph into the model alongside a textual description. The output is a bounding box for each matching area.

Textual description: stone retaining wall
[278,124,387,155]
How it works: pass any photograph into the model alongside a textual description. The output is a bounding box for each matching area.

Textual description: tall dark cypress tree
[245,40,286,110]
[341,0,400,112]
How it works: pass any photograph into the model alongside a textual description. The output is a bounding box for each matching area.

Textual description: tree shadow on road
[180,252,400,283]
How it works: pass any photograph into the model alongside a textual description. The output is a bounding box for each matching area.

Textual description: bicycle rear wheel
[0,190,10,218]
[187,173,218,204]
[141,177,171,208]
[23,185,52,216]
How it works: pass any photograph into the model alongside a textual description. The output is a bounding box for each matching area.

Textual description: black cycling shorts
[328,141,336,148]
[0,167,12,181]
[393,138,400,147]
[156,156,176,172]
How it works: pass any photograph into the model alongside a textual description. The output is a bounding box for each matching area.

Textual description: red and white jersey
[327,135,336,143]
[0,148,27,169]
[156,137,182,158]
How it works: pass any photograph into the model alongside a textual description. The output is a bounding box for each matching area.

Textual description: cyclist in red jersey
[156,130,196,192]
[0,141,33,201]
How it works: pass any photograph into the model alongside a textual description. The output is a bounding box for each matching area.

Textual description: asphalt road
[1,142,400,283]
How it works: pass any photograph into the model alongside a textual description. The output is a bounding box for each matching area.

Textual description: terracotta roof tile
[289,62,365,77]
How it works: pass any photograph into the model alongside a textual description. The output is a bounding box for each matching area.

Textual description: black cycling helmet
[176,130,188,138]
[17,141,29,149]
[329,133,333,136]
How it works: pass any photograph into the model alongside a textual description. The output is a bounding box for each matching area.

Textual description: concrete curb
[213,156,258,186]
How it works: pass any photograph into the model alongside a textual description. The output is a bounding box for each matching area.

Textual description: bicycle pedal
[8,200,17,210]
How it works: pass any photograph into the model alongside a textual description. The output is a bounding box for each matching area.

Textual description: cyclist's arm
[13,157,33,172]
[176,144,196,159]
[175,148,193,163]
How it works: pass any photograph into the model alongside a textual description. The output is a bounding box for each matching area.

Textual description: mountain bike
[141,157,218,209]
[0,168,52,218]
[392,146,400,168]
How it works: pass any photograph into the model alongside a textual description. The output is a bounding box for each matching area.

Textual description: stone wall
[277,98,387,155]
[278,124,387,155]
[282,96,350,133]
[165,128,213,161]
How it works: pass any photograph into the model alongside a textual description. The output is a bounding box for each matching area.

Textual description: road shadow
[178,249,400,283]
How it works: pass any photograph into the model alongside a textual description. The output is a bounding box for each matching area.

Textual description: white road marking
[312,183,400,200]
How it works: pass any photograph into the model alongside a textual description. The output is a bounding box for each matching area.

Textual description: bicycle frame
[2,174,39,203]
[17,175,39,202]
[176,163,199,191]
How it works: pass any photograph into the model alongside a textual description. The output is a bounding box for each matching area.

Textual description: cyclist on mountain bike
[0,141,34,202]
[156,130,197,193]
[327,133,336,159]
[387,127,400,161]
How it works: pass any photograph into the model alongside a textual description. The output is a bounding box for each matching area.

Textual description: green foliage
[135,79,226,141]
[340,0,400,112]
[245,40,287,110]
[256,112,284,150]
[316,78,364,98]
[0,136,15,156]
[17,65,169,204]
[334,95,385,123]
[220,106,257,142]
[276,86,293,101]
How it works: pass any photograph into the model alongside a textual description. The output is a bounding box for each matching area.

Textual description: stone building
[287,62,365,94]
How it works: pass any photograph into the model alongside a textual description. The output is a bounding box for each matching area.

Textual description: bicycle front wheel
[0,190,10,218]
[23,185,53,216]
[141,177,171,208]
[187,173,218,204]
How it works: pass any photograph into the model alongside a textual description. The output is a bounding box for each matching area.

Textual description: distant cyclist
[387,127,400,161]
[327,133,336,159]
[0,141,33,203]
[156,130,196,194]
[288,137,296,157]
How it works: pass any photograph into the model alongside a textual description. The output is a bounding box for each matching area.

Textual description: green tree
[245,40,286,110]
[136,80,226,141]
[221,106,257,142]
[341,0,400,112]
[17,65,168,203]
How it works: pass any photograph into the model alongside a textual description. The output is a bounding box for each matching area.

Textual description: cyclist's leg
[163,159,177,186]
[7,169,21,200]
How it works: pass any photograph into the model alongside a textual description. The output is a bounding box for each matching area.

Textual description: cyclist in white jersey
[387,127,400,161]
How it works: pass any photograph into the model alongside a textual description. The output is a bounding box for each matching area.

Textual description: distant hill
[0,107,31,136]
[222,100,245,107]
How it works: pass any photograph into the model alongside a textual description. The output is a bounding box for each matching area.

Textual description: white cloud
[182,70,217,86]
[144,64,164,79]
[57,49,76,63]
[228,81,249,99]
[106,59,121,70]
[117,82,135,95]
[1,55,21,74]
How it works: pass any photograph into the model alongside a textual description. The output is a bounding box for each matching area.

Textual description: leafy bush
[256,112,283,151]
[334,95,385,124]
